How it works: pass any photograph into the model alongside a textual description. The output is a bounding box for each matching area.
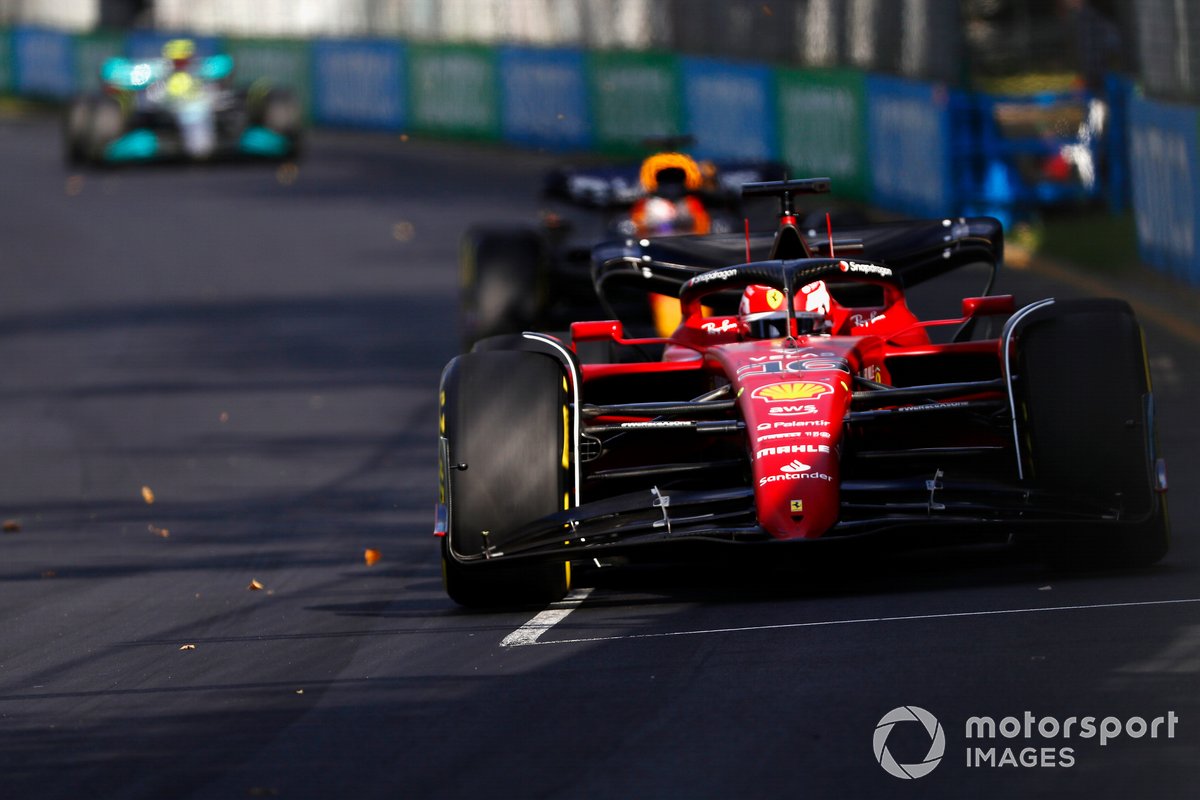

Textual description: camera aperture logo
[874,706,946,779]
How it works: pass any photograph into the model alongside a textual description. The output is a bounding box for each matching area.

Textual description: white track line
[500,588,594,647]
[505,596,1200,647]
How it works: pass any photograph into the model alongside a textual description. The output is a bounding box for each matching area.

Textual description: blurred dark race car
[436,178,1169,607]
[458,140,790,349]
[63,38,303,165]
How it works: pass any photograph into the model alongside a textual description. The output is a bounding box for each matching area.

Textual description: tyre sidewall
[1013,299,1168,566]
[439,350,570,605]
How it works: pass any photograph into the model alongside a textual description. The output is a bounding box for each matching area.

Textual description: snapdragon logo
[874,706,945,779]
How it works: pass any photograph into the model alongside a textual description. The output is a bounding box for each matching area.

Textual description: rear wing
[592,216,1004,311]
[543,159,788,209]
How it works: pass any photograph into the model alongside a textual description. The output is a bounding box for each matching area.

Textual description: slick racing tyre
[1014,299,1168,568]
[63,95,94,165]
[459,229,545,351]
[255,87,303,159]
[440,350,572,607]
[84,95,126,164]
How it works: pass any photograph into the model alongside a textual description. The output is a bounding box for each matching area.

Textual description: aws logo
[751,382,833,403]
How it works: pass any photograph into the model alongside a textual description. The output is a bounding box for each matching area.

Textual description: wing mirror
[962,295,1016,318]
[571,319,624,343]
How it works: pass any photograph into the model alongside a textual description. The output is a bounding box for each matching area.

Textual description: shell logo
[752,382,833,402]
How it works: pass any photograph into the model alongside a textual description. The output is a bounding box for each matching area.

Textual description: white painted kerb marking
[500,588,594,647]
[504,596,1200,647]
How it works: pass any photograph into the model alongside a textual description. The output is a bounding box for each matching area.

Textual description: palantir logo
[874,706,946,779]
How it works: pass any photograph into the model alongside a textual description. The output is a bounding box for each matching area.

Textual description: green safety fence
[0,28,12,93]
[407,42,499,140]
[775,67,869,201]
[586,50,682,156]
[222,38,313,120]
[72,30,122,93]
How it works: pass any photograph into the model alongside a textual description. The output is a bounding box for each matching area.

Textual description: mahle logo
[874,706,945,779]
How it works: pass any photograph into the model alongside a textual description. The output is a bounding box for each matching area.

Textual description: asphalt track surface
[1,114,1198,799]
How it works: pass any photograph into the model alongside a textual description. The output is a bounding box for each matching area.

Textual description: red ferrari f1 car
[436,178,1169,607]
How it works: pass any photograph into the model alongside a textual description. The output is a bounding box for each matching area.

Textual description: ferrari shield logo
[790,500,804,513]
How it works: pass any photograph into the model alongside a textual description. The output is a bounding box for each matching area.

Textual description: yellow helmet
[162,38,196,62]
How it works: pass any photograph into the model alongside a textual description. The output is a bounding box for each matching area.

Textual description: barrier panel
[587,50,681,155]
[1129,93,1200,284]
[1104,73,1134,214]
[680,57,775,161]
[224,38,314,120]
[73,31,122,93]
[775,67,868,200]
[866,75,955,218]
[312,39,405,130]
[499,46,590,150]
[0,28,13,94]
[12,26,74,98]
[408,43,499,140]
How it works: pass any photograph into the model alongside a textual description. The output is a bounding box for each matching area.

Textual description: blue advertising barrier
[1104,73,1134,214]
[680,57,776,161]
[866,75,955,219]
[311,39,405,130]
[499,47,590,150]
[1128,93,1200,285]
[13,26,74,98]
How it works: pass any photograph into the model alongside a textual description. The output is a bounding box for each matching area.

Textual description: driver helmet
[162,38,196,68]
[639,152,704,200]
[738,281,832,338]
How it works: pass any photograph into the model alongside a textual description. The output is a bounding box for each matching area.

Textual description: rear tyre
[459,230,545,350]
[63,95,94,165]
[1014,299,1168,568]
[85,95,126,163]
[440,350,572,607]
[258,87,303,159]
